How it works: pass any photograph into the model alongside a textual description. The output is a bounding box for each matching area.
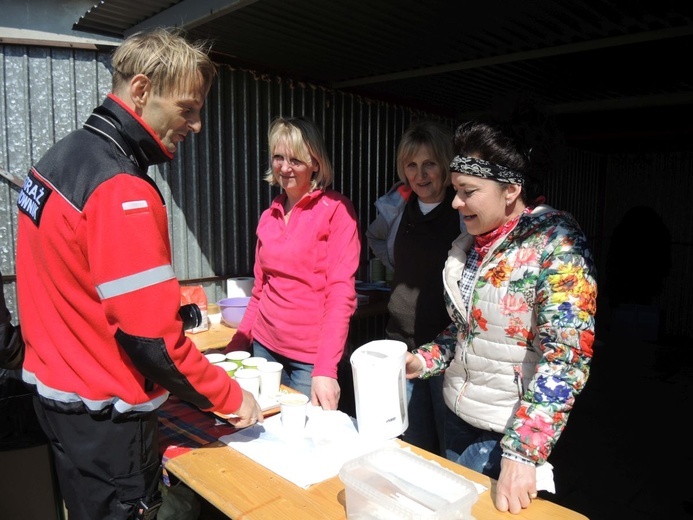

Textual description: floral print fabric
[415,206,597,464]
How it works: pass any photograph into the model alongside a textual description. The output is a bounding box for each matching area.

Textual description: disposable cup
[234,368,260,399]
[225,351,251,362]
[215,361,239,377]
[278,393,309,438]
[242,356,268,369]
[258,361,283,398]
[205,352,226,364]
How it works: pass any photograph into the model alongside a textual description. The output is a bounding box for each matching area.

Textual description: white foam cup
[278,393,309,438]
[258,361,283,398]
[205,352,226,364]
[234,368,260,399]
[242,356,268,369]
[215,361,239,377]
[225,351,251,362]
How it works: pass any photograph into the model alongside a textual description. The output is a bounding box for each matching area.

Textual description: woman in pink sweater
[225,117,360,410]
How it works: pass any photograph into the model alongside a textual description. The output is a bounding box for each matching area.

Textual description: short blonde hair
[396,121,454,187]
[264,117,333,190]
[111,28,217,97]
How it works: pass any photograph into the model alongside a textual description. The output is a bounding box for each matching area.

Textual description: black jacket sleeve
[0,273,24,371]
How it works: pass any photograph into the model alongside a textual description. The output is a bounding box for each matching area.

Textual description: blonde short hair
[264,117,333,191]
[111,28,217,97]
[396,121,454,187]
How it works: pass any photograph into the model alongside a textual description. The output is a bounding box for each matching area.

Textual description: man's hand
[226,388,264,428]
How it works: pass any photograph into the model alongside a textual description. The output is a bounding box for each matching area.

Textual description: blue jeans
[252,340,313,397]
[444,407,504,479]
[402,375,446,456]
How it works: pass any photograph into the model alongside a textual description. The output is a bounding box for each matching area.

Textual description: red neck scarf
[474,207,533,261]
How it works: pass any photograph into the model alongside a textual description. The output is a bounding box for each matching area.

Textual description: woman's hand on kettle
[405,352,424,379]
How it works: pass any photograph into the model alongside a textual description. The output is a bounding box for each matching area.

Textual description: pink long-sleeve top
[228,189,361,379]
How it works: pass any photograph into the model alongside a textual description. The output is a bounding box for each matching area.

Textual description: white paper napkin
[219,405,394,488]
[537,462,555,493]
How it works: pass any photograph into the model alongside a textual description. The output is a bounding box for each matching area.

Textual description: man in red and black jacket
[16,28,262,520]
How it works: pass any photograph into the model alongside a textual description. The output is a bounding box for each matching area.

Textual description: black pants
[33,398,160,520]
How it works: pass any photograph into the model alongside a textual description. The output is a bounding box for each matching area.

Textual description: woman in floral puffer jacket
[405,118,597,515]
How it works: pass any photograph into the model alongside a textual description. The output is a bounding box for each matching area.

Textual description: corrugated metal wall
[156,66,448,299]
[2,43,691,340]
[0,44,446,318]
[1,45,113,321]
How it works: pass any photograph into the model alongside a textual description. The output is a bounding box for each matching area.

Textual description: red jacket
[16,94,242,416]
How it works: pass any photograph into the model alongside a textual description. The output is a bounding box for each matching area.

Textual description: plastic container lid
[339,447,478,519]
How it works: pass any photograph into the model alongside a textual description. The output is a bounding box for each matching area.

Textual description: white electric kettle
[350,340,409,440]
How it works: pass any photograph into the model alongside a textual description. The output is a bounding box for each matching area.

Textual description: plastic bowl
[218,296,251,328]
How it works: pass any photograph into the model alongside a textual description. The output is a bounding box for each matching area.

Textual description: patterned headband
[449,155,525,186]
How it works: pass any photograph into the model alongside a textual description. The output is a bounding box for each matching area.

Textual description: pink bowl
[218,297,251,328]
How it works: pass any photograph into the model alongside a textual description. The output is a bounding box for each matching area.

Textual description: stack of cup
[232,355,285,402]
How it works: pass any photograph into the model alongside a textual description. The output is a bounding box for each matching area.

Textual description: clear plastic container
[339,447,478,519]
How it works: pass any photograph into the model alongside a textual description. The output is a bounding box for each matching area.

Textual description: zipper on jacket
[513,365,524,399]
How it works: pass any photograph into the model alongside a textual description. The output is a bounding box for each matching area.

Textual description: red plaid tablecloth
[158,395,239,485]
